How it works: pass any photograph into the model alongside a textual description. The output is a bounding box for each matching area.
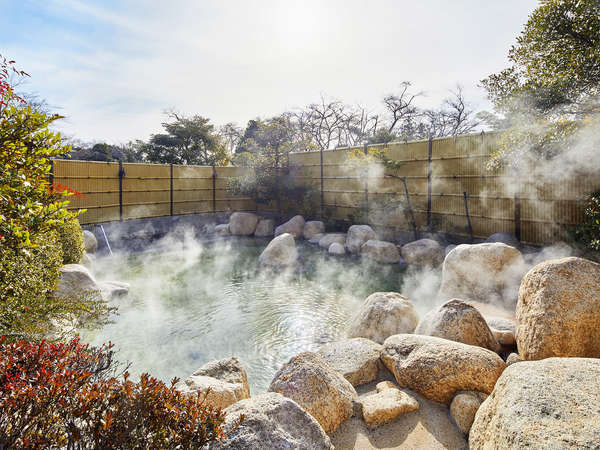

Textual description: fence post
[363,142,369,219]
[118,160,125,221]
[514,173,522,242]
[463,191,474,243]
[427,136,433,231]
[402,177,419,241]
[212,165,217,213]
[320,146,324,219]
[170,164,174,216]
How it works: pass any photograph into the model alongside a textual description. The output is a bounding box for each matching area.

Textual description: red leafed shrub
[0,337,233,449]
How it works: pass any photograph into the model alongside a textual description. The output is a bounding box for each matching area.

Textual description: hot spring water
[84,234,438,393]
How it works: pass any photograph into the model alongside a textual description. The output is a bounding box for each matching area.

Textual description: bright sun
[272,2,329,52]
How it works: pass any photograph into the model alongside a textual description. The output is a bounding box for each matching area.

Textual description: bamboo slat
[53,132,599,245]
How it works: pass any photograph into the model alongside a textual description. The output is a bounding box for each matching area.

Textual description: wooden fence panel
[122,163,170,220]
[172,166,213,215]
[53,132,599,245]
[215,166,256,212]
[287,133,598,244]
[53,160,120,225]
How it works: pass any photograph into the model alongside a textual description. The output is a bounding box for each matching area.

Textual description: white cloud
[7,0,538,143]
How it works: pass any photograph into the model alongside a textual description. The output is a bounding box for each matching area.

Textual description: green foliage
[368,128,396,144]
[56,216,85,264]
[0,104,76,250]
[140,112,230,166]
[237,116,308,167]
[228,163,318,216]
[235,119,261,153]
[231,151,254,167]
[0,338,235,449]
[483,0,600,114]
[481,0,600,167]
[569,190,600,253]
[0,231,112,341]
[0,57,110,342]
[67,141,143,163]
[0,231,62,340]
[229,116,317,215]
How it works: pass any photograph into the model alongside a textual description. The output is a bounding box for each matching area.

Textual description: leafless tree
[390,85,479,140]
[293,97,380,149]
[383,82,423,133]
[338,105,379,147]
[441,85,479,136]
[284,85,480,150]
[295,96,347,150]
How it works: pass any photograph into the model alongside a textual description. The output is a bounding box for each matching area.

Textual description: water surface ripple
[85,237,408,393]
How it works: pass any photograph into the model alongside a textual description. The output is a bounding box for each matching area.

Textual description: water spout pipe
[99,224,113,256]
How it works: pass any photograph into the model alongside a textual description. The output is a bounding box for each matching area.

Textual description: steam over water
[83,234,424,393]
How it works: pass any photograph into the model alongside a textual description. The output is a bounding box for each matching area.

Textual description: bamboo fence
[51,160,255,224]
[289,133,598,245]
[52,133,598,246]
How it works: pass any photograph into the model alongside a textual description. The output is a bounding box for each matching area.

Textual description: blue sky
[1,0,539,143]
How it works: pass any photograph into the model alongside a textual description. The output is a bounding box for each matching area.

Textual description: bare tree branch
[383,82,423,133]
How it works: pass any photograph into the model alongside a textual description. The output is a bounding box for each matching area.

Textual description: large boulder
[212,393,334,450]
[361,388,419,429]
[318,233,346,249]
[190,356,250,399]
[229,212,260,236]
[346,225,376,254]
[82,230,97,254]
[360,240,402,264]
[178,376,246,410]
[308,233,325,244]
[177,357,250,410]
[56,264,129,301]
[328,242,345,255]
[415,299,500,352]
[98,280,130,298]
[303,221,325,240]
[470,358,600,449]
[381,334,506,404]
[215,223,230,236]
[254,218,275,237]
[376,381,399,392]
[439,243,525,308]
[268,352,358,433]
[516,257,600,360]
[316,338,382,387]
[258,233,297,268]
[55,264,102,300]
[348,292,419,344]
[400,238,444,267]
[450,391,487,435]
[275,215,305,238]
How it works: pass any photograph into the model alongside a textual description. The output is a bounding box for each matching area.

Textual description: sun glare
[272,2,328,52]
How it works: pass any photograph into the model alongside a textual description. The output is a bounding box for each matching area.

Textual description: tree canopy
[480,0,600,167]
[229,116,316,214]
[482,0,600,117]
[140,112,229,166]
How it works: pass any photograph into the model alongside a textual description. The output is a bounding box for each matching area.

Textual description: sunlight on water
[83,236,412,393]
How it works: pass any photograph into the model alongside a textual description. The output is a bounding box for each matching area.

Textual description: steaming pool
[85,235,437,393]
